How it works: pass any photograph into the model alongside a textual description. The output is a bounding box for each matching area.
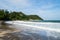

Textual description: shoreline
[5,21,60,32]
[0,22,20,37]
[0,21,60,40]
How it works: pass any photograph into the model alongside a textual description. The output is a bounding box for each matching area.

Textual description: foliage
[27,15,43,20]
[0,9,43,21]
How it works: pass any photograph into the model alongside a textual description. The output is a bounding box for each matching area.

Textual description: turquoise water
[32,20,60,23]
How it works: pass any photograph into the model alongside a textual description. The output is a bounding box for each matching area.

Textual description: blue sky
[0,0,60,20]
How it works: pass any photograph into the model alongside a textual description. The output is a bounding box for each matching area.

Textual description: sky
[0,0,60,20]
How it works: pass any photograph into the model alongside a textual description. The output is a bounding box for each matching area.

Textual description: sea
[1,20,60,40]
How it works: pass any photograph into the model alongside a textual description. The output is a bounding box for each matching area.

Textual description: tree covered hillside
[0,9,43,21]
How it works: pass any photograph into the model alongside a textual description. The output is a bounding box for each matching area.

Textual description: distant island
[0,9,43,21]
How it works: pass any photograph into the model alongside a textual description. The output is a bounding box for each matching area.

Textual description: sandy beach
[0,22,21,40]
[0,21,60,40]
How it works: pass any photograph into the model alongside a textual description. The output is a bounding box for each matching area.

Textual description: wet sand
[0,22,20,40]
[0,22,60,40]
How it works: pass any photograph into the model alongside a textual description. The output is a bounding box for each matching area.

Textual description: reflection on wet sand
[0,22,20,40]
[0,22,60,40]
[0,33,20,40]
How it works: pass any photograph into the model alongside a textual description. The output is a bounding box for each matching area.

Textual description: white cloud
[0,0,32,11]
[5,0,31,7]
[0,1,10,9]
[0,0,60,20]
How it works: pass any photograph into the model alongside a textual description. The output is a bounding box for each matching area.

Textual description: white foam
[5,21,60,32]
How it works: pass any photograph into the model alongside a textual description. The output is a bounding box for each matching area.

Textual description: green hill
[0,9,43,21]
[27,15,43,20]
